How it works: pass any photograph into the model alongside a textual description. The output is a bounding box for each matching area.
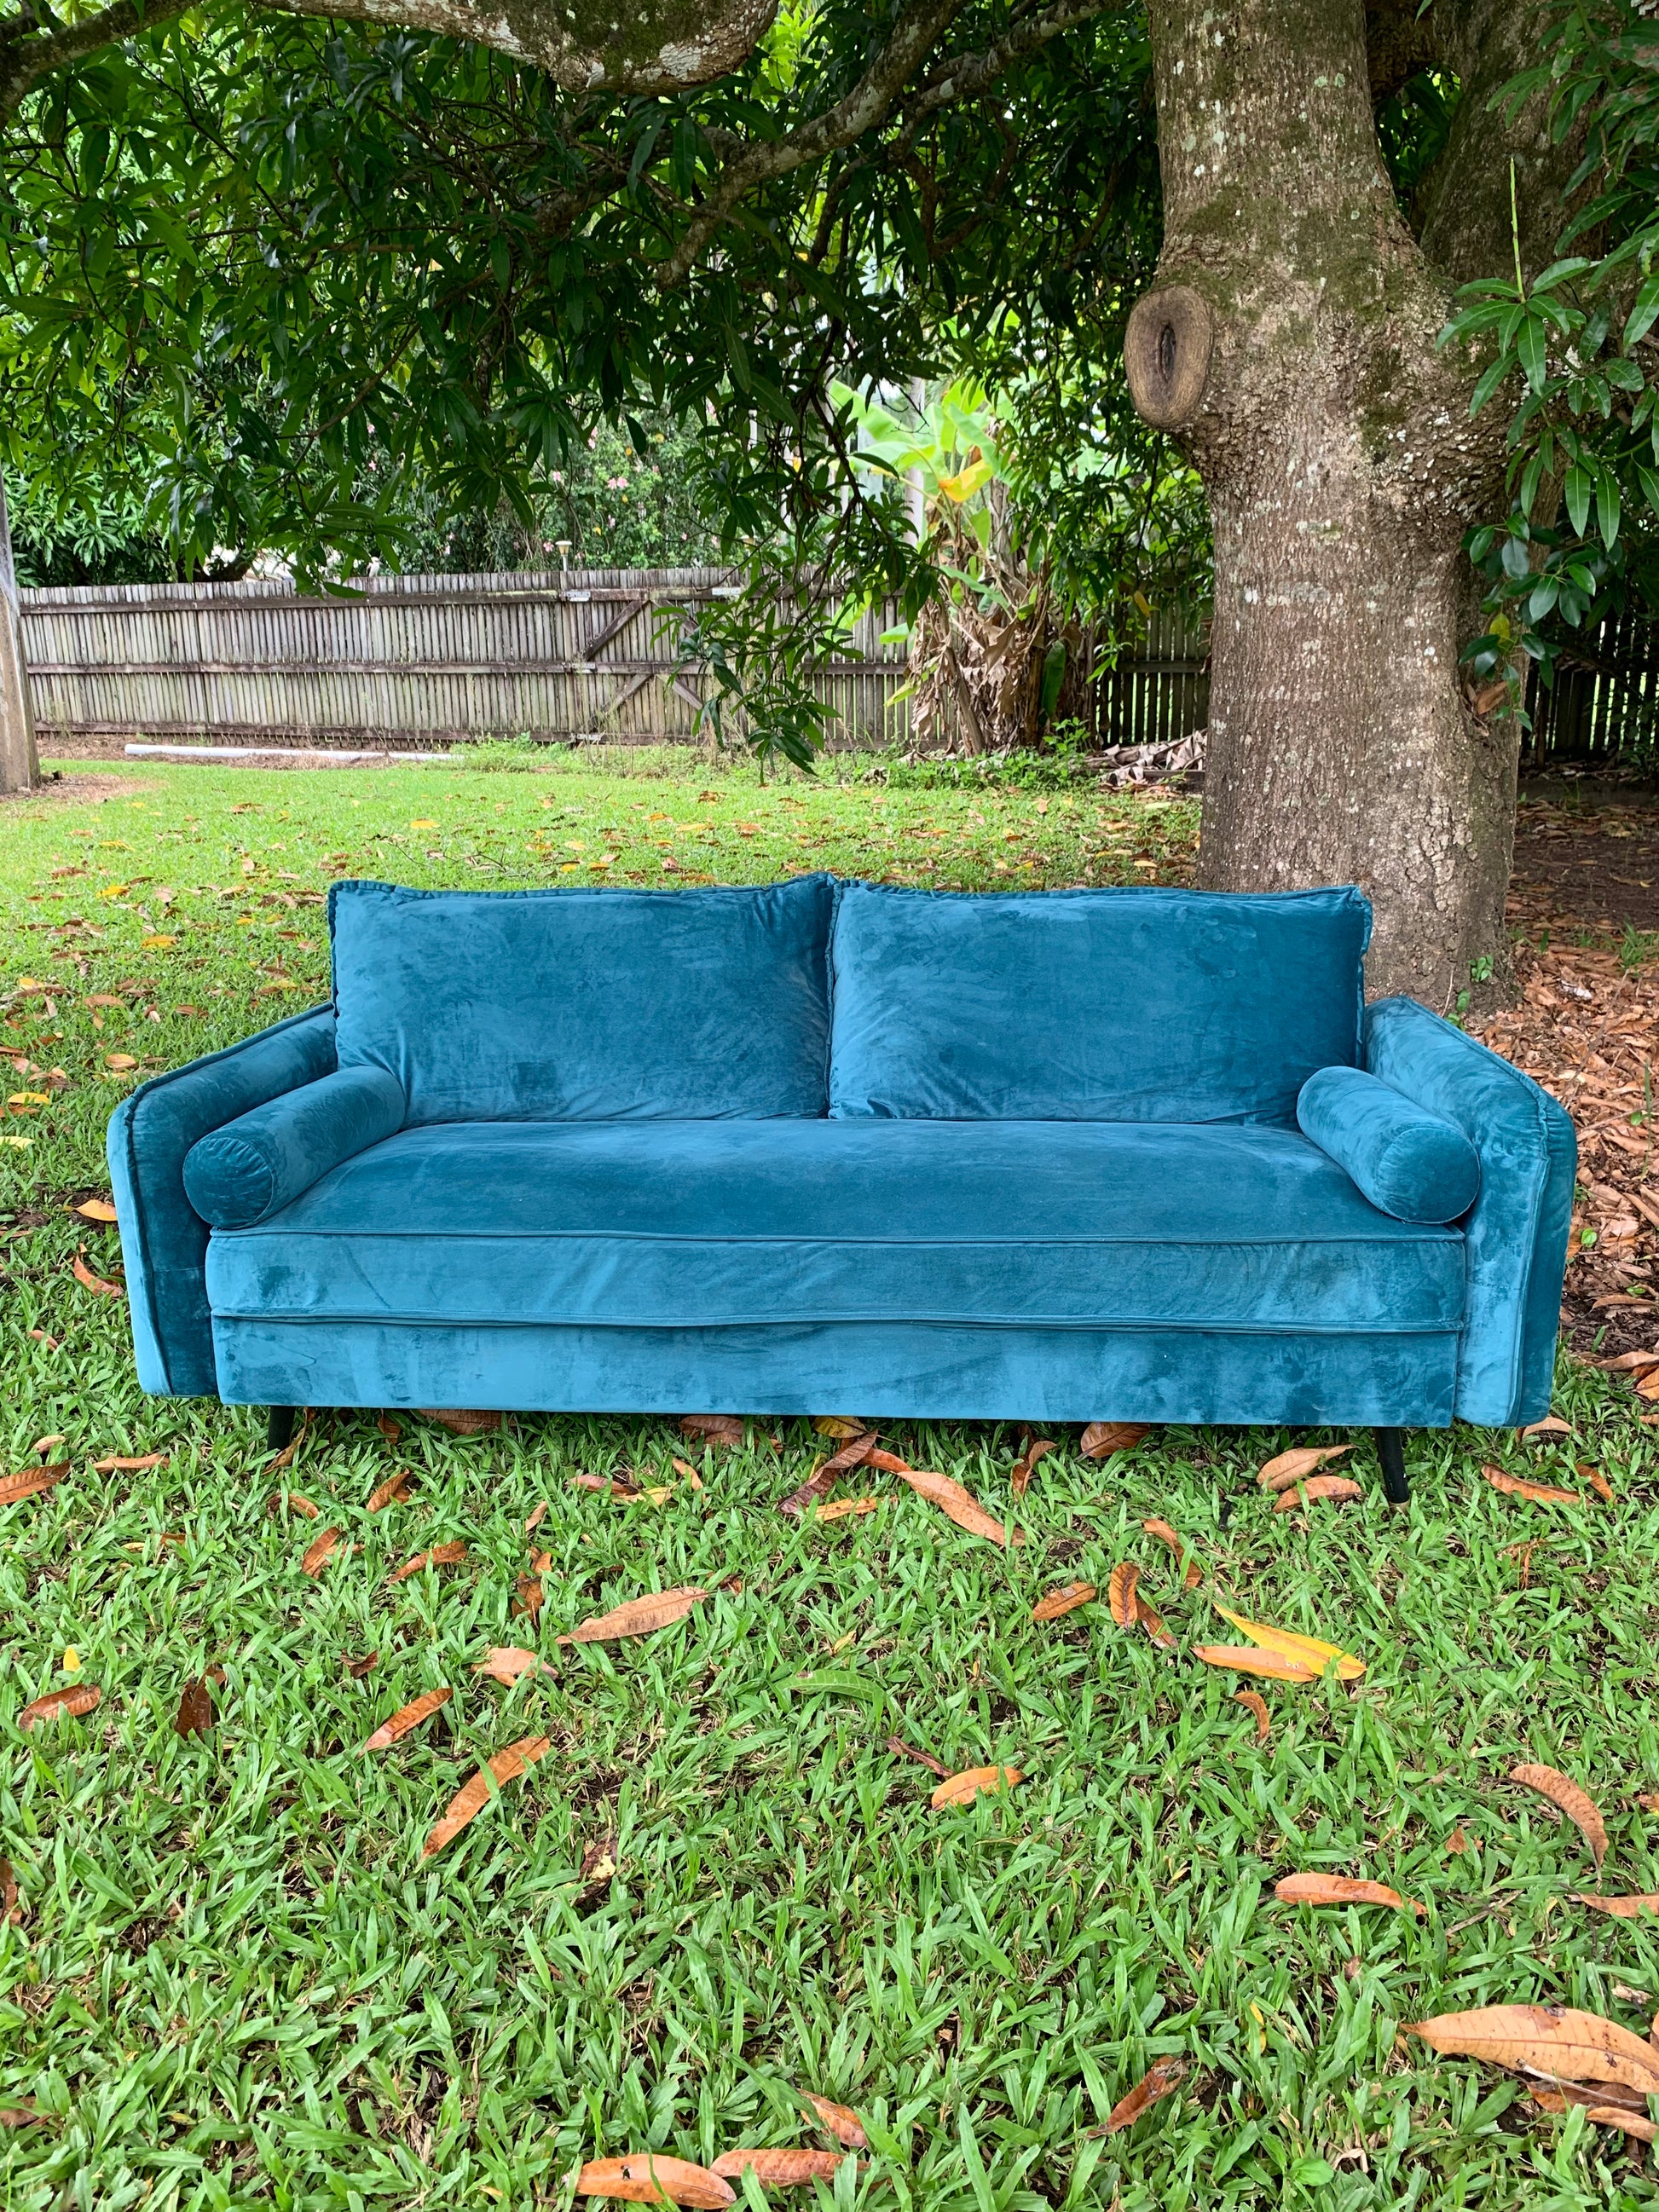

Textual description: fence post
[0,471,38,793]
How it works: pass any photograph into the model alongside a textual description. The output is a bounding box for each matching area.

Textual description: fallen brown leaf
[1142,1518,1202,1588]
[572,1471,642,1498]
[472,1646,555,1684]
[0,1464,65,1506]
[423,1732,552,1857]
[1257,1442,1354,1493]
[1211,1606,1365,1679]
[367,1470,412,1511]
[778,1431,880,1517]
[896,1466,1020,1546]
[1032,1580,1095,1622]
[90,1451,167,1473]
[579,1833,619,1888]
[710,2151,849,2186]
[1275,1871,1423,1913]
[670,1457,700,1482]
[1446,1826,1471,1856]
[577,2155,735,2207]
[561,1587,707,1643]
[1275,1475,1364,1513]
[1107,1561,1140,1626]
[680,1414,743,1446]
[1577,1463,1615,1502]
[1136,1594,1177,1651]
[1079,1421,1149,1459]
[1233,1689,1270,1741]
[1584,2105,1659,2142]
[361,1685,452,1753]
[1092,2055,1188,2136]
[1408,2005,1659,2098]
[72,1254,123,1297]
[268,1430,302,1472]
[862,1447,912,1472]
[1,1854,16,1925]
[812,1416,864,1439]
[1484,1465,1582,1505]
[1010,1437,1055,1497]
[74,1198,118,1222]
[378,1414,402,1442]
[419,1407,502,1435]
[512,1574,544,1620]
[1512,1763,1608,1869]
[1194,1644,1318,1682]
[386,1539,467,1585]
[1519,1416,1574,1439]
[929,1764,1024,1808]
[813,1496,882,1522]
[1573,1892,1659,1917]
[301,1528,342,1577]
[343,1652,379,1679]
[19,1684,101,1728]
[526,1500,549,1533]
[887,1734,949,1777]
[174,1677,213,1738]
[271,1490,320,1520]
[0,2103,44,2128]
[800,2094,868,2150]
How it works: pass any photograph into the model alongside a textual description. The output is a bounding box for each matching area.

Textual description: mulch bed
[1477,783,1659,1362]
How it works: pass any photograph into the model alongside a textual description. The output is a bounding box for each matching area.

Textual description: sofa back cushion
[331,876,835,1123]
[828,882,1369,1123]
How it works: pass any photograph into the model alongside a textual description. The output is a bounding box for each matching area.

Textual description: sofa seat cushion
[204,1119,1464,1334]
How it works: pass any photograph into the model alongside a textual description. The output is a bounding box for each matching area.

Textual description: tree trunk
[1127,0,1545,1008]
[0,471,38,795]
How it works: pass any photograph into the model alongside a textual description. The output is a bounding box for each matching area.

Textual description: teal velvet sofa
[107,877,1576,1503]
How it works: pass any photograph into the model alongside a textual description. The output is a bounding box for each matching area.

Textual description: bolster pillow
[183,1066,405,1228]
[1297,1064,1481,1224]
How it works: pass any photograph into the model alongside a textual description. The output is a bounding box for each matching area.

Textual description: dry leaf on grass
[711,2151,849,2185]
[1011,1437,1055,1497]
[812,1416,864,1439]
[0,2104,44,2128]
[361,1686,452,1752]
[1079,1421,1150,1459]
[1484,1465,1581,1505]
[1275,1872,1423,1914]
[1577,1463,1615,1502]
[366,1470,412,1510]
[0,1855,18,1927]
[268,1430,302,1472]
[300,1528,342,1577]
[378,1415,402,1443]
[0,1464,64,1506]
[1257,1442,1354,1492]
[18,1684,101,1728]
[1573,1892,1659,1917]
[577,2155,735,2206]
[887,1734,949,1777]
[778,1431,878,1517]
[90,1451,166,1473]
[343,1652,379,1679]
[419,1408,501,1435]
[1211,1605,1365,1679]
[74,1198,118,1222]
[572,1471,642,1499]
[174,1678,213,1737]
[1407,2006,1659,2099]
[896,1467,1020,1546]
[1511,1764,1608,1869]
[1446,1827,1471,1857]
[863,1447,913,1473]
[1233,1689,1271,1741]
[422,1732,552,1857]
[386,1540,467,1585]
[72,1255,123,1297]
[1135,1595,1177,1650]
[1274,1476,1364,1512]
[813,1497,882,1522]
[1107,1562,1140,1626]
[1142,1518,1202,1588]
[680,1414,744,1447]
[526,1500,549,1533]
[1519,1416,1574,1439]
[1032,1580,1095,1622]
[473,1646,556,1684]
[560,1587,707,1643]
[1090,2056,1188,2136]
[800,2094,869,2150]
[1194,1645,1319,1682]
[513,1575,544,1620]
[929,1764,1024,1808]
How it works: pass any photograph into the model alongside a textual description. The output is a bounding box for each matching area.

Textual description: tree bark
[0,471,38,794]
[1127,0,1554,1008]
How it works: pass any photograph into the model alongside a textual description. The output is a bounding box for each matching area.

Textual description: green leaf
[1639,465,1659,516]
[1470,355,1513,413]
[1626,271,1659,350]
[1516,315,1547,390]
[1597,464,1621,547]
[1532,256,1597,294]
[1564,462,1593,536]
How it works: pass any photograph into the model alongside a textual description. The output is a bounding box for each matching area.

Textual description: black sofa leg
[267,1406,297,1455]
[1375,1426,1410,1506]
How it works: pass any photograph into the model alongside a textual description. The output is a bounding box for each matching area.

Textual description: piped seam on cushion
[191,1135,277,1226]
[208,1308,1461,1335]
[211,1226,1462,1249]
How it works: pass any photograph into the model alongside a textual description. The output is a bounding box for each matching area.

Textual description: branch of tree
[0,0,190,121]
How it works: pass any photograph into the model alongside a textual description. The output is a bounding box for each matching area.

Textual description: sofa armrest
[107,1006,337,1396]
[185,1066,404,1227]
[1364,996,1576,1425]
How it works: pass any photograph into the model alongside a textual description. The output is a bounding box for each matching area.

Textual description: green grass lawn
[3,749,1657,2211]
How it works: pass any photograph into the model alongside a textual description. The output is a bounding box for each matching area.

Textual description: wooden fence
[17,565,1212,754]
[1529,606,1659,759]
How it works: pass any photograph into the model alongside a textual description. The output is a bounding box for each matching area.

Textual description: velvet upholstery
[183,1066,406,1228]
[330,875,836,1124]
[106,1005,336,1395]
[211,1315,1460,1426]
[828,882,1369,1122]
[1365,996,1576,1424]
[204,1119,1464,1333]
[1296,1064,1482,1224]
